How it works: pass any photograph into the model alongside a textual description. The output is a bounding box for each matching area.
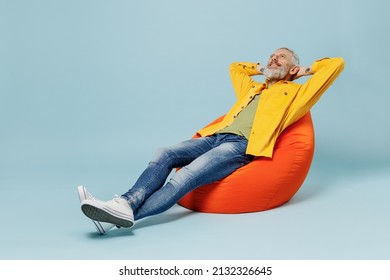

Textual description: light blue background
[1,0,389,259]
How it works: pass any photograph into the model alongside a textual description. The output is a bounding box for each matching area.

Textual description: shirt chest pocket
[259,90,295,115]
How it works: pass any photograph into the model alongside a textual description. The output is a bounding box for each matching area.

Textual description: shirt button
[284,92,288,95]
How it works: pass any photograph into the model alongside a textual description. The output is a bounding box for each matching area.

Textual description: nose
[269,55,278,65]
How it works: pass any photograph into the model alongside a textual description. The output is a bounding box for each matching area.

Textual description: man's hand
[292,66,312,80]
[256,63,265,75]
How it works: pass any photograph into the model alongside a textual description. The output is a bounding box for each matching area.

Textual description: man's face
[263,49,294,80]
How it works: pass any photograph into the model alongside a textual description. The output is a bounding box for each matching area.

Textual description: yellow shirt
[216,94,261,139]
[197,57,345,158]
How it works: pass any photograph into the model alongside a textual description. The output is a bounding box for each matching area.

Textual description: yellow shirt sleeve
[229,62,260,99]
[286,57,345,124]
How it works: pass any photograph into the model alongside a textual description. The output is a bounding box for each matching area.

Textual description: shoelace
[87,193,105,203]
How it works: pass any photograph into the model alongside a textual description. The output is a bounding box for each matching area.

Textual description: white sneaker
[77,185,116,234]
[81,194,134,228]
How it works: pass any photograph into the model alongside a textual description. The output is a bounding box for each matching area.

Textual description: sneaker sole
[81,200,134,228]
[77,186,106,234]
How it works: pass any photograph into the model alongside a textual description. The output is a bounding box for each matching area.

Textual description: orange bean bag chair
[178,112,315,213]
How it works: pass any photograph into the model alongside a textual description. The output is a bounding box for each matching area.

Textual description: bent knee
[150,147,172,163]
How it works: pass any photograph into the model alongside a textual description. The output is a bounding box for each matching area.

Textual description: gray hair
[278,47,300,66]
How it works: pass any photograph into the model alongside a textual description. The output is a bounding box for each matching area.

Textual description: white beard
[263,65,289,80]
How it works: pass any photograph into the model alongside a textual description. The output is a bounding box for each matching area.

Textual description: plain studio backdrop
[0,0,389,259]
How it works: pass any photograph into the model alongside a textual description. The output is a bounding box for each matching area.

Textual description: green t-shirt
[216,94,260,139]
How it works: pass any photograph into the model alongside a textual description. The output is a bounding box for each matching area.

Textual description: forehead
[272,48,293,57]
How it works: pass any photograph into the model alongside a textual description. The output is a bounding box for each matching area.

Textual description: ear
[289,65,300,75]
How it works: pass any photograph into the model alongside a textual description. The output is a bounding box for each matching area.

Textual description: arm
[288,57,345,122]
[292,66,314,80]
[229,62,261,99]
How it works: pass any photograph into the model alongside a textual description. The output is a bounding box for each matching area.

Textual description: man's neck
[265,79,279,88]
[266,75,293,88]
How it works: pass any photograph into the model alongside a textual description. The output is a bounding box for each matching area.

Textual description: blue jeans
[121,133,254,220]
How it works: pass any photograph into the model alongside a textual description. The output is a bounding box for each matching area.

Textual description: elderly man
[78,47,344,234]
